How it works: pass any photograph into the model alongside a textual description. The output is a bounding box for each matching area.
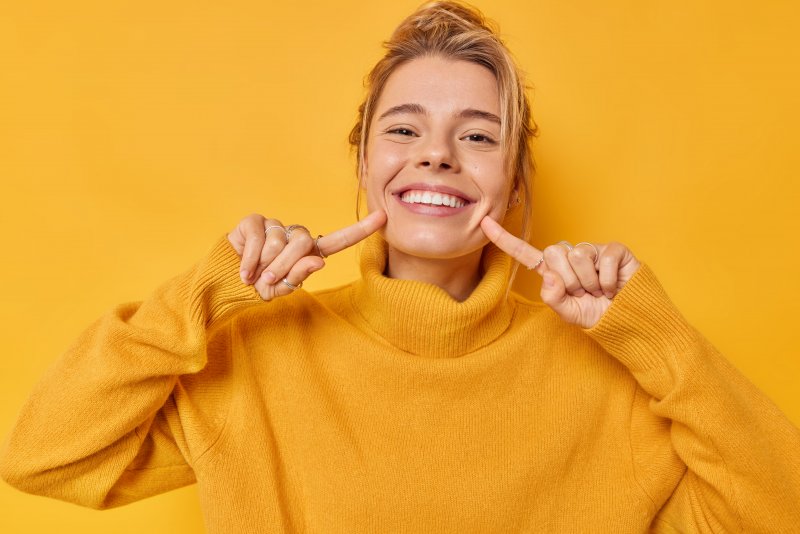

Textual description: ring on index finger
[527,255,545,270]
[314,235,327,258]
[574,242,599,265]
[285,224,310,240]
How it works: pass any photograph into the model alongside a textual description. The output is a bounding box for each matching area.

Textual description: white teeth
[399,190,467,208]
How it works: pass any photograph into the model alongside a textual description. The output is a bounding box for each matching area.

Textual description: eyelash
[387,127,417,137]
[385,128,497,145]
[464,133,497,145]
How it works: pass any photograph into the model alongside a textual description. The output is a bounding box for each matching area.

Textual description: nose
[415,133,459,172]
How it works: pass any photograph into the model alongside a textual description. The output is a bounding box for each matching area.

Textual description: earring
[507,190,521,211]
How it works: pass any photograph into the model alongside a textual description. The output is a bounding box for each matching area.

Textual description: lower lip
[393,195,472,217]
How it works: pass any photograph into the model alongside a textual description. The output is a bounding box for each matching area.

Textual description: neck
[385,245,484,302]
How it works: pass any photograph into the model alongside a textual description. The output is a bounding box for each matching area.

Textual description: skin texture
[227,57,641,328]
[363,57,510,301]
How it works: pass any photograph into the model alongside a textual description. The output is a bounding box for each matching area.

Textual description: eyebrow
[457,108,501,124]
[377,103,501,124]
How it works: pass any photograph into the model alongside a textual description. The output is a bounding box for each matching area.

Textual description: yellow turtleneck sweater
[1,234,798,533]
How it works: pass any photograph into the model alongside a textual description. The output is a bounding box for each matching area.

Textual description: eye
[463,133,497,144]
[386,127,417,137]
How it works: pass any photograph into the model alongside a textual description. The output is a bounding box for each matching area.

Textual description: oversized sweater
[1,234,799,533]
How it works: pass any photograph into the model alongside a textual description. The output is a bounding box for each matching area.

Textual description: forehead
[375,56,500,117]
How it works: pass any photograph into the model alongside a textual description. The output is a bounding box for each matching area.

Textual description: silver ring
[281,277,302,291]
[527,256,545,270]
[574,242,599,264]
[265,225,287,240]
[557,240,574,251]
[285,224,310,240]
[314,235,327,258]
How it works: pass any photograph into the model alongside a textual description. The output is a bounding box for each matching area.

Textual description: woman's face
[365,56,511,261]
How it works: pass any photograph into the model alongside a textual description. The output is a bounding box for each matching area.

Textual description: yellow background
[1,1,798,531]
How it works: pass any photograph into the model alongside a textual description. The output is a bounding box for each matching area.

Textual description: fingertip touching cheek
[363,56,513,261]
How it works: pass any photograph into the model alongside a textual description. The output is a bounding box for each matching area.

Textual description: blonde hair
[349,1,538,248]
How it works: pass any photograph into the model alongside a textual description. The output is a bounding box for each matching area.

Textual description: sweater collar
[352,234,515,358]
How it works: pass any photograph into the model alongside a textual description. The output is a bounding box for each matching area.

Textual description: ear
[358,152,369,190]
[506,181,521,210]
[358,164,368,191]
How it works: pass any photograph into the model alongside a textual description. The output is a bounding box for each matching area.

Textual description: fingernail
[543,273,555,287]
[263,271,276,283]
[592,291,604,298]
[605,291,614,299]
[240,270,250,283]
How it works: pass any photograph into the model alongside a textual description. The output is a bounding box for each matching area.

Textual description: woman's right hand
[226,210,387,301]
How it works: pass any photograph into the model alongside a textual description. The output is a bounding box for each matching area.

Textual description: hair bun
[390,1,496,44]
[408,1,489,30]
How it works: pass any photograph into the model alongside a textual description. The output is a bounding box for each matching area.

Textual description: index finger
[316,209,387,257]
[480,216,544,273]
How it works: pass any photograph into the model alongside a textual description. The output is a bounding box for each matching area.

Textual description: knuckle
[355,220,370,238]
[292,232,313,248]
[543,245,563,259]
[582,278,600,290]
[511,240,528,258]
[245,213,266,226]
[339,230,353,248]
[245,231,266,245]
[599,254,616,265]
[604,241,623,255]
[570,247,590,260]
[264,239,285,253]
[256,287,271,301]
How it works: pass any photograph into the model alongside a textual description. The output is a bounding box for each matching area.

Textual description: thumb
[540,270,570,316]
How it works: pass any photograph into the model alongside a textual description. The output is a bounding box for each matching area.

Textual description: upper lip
[392,182,476,203]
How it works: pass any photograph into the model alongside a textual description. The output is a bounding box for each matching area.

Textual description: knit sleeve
[584,264,800,532]
[0,235,263,509]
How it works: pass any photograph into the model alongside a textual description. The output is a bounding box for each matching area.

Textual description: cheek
[472,160,512,214]
[364,141,409,194]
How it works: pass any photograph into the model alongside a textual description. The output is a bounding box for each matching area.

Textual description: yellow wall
[1,1,798,531]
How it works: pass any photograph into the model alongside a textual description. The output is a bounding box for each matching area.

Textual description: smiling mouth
[398,189,470,208]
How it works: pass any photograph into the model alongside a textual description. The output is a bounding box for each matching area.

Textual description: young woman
[2,2,798,532]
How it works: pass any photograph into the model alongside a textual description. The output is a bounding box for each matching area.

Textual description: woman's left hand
[481,216,641,328]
